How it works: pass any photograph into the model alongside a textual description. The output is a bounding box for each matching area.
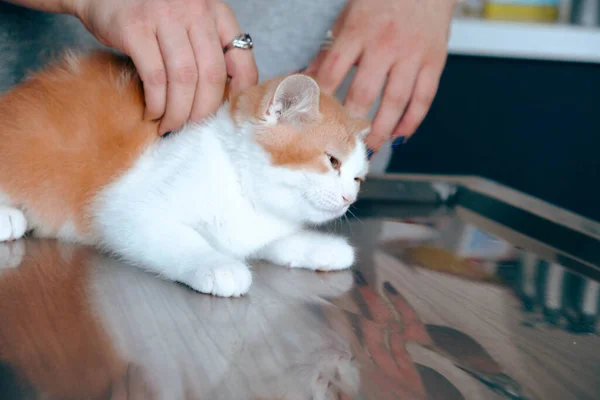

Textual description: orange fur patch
[0,51,159,239]
[0,240,125,398]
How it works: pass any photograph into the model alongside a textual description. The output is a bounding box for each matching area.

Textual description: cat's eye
[355,177,365,183]
[327,154,341,171]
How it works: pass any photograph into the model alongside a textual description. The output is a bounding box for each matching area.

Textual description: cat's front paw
[0,207,27,242]
[300,237,355,272]
[188,262,252,297]
[260,232,356,272]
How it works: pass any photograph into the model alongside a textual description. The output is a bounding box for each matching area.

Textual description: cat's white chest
[155,131,296,260]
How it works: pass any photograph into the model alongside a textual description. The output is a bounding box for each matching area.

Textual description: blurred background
[362,0,600,223]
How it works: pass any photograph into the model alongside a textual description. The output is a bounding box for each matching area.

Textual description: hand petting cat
[71,0,259,135]
[306,0,459,152]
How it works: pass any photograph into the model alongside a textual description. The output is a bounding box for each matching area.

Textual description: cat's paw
[188,262,252,297]
[259,232,356,272]
[0,207,27,242]
[299,237,355,272]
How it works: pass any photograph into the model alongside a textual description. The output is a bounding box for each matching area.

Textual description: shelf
[448,18,600,64]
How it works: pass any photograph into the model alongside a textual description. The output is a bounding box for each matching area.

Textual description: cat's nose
[342,194,356,205]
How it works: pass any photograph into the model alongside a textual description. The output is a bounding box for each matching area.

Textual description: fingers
[215,3,258,95]
[389,337,428,397]
[383,281,433,345]
[361,318,402,373]
[353,283,401,330]
[394,65,442,139]
[156,23,198,134]
[343,49,393,118]
[125,33,167,123]
[188,15,227,123]
[306,1,349,74]
[314,25,362,95]
[367,61,419,151]
[125,2,236,134]
[361,320,425,399]
[301,0,453,148]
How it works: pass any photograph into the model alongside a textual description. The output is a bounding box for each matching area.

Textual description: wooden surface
[0,208,598,399]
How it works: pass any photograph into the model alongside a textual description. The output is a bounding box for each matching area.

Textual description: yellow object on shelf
[484,1,559,22]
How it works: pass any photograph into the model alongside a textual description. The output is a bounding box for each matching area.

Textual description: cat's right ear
[264,75,321,126]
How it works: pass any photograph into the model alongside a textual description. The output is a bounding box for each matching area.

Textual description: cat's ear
[358,126,370,140]
[351,118,371,141]
[264,75,320,125]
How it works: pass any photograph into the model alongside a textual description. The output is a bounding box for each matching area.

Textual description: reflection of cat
[0,241,126,400]
[0,241,24,270]
[1,241,361,399]
[0,51,370,297]
[90,255,360,400]
[206,345,360,400]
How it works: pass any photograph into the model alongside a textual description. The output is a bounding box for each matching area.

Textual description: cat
[0,51,370,297]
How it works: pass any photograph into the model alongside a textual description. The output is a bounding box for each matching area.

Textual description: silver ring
[223,33,253,54]
[320,29,335,51]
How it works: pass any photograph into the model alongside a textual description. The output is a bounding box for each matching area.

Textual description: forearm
[2,0,74,14]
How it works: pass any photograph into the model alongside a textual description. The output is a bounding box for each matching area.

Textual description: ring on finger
[223,33,253,54]
[320,29,335,51]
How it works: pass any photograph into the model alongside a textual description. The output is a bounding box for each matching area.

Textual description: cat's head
[231,74,370,225]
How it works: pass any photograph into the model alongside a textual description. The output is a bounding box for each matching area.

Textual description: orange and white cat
[0,51,370,297]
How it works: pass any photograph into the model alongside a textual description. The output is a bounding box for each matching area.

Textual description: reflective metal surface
[0,176,598,400]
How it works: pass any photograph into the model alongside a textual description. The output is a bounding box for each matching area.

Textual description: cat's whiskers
[346,208,363,225]
[322,220,333,234]
[343,213,354,236]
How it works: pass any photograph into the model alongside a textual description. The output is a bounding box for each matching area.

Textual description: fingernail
[366,148,374,159]
[353,270,368,287]
[383,281,398,295]
[391,136,406,150]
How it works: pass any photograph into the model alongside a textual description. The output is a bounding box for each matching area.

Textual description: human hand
[306,0,458,151]
[71,0,258,135]
[321,276,432,399]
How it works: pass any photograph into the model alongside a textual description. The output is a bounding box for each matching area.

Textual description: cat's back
[0,51,159,239]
